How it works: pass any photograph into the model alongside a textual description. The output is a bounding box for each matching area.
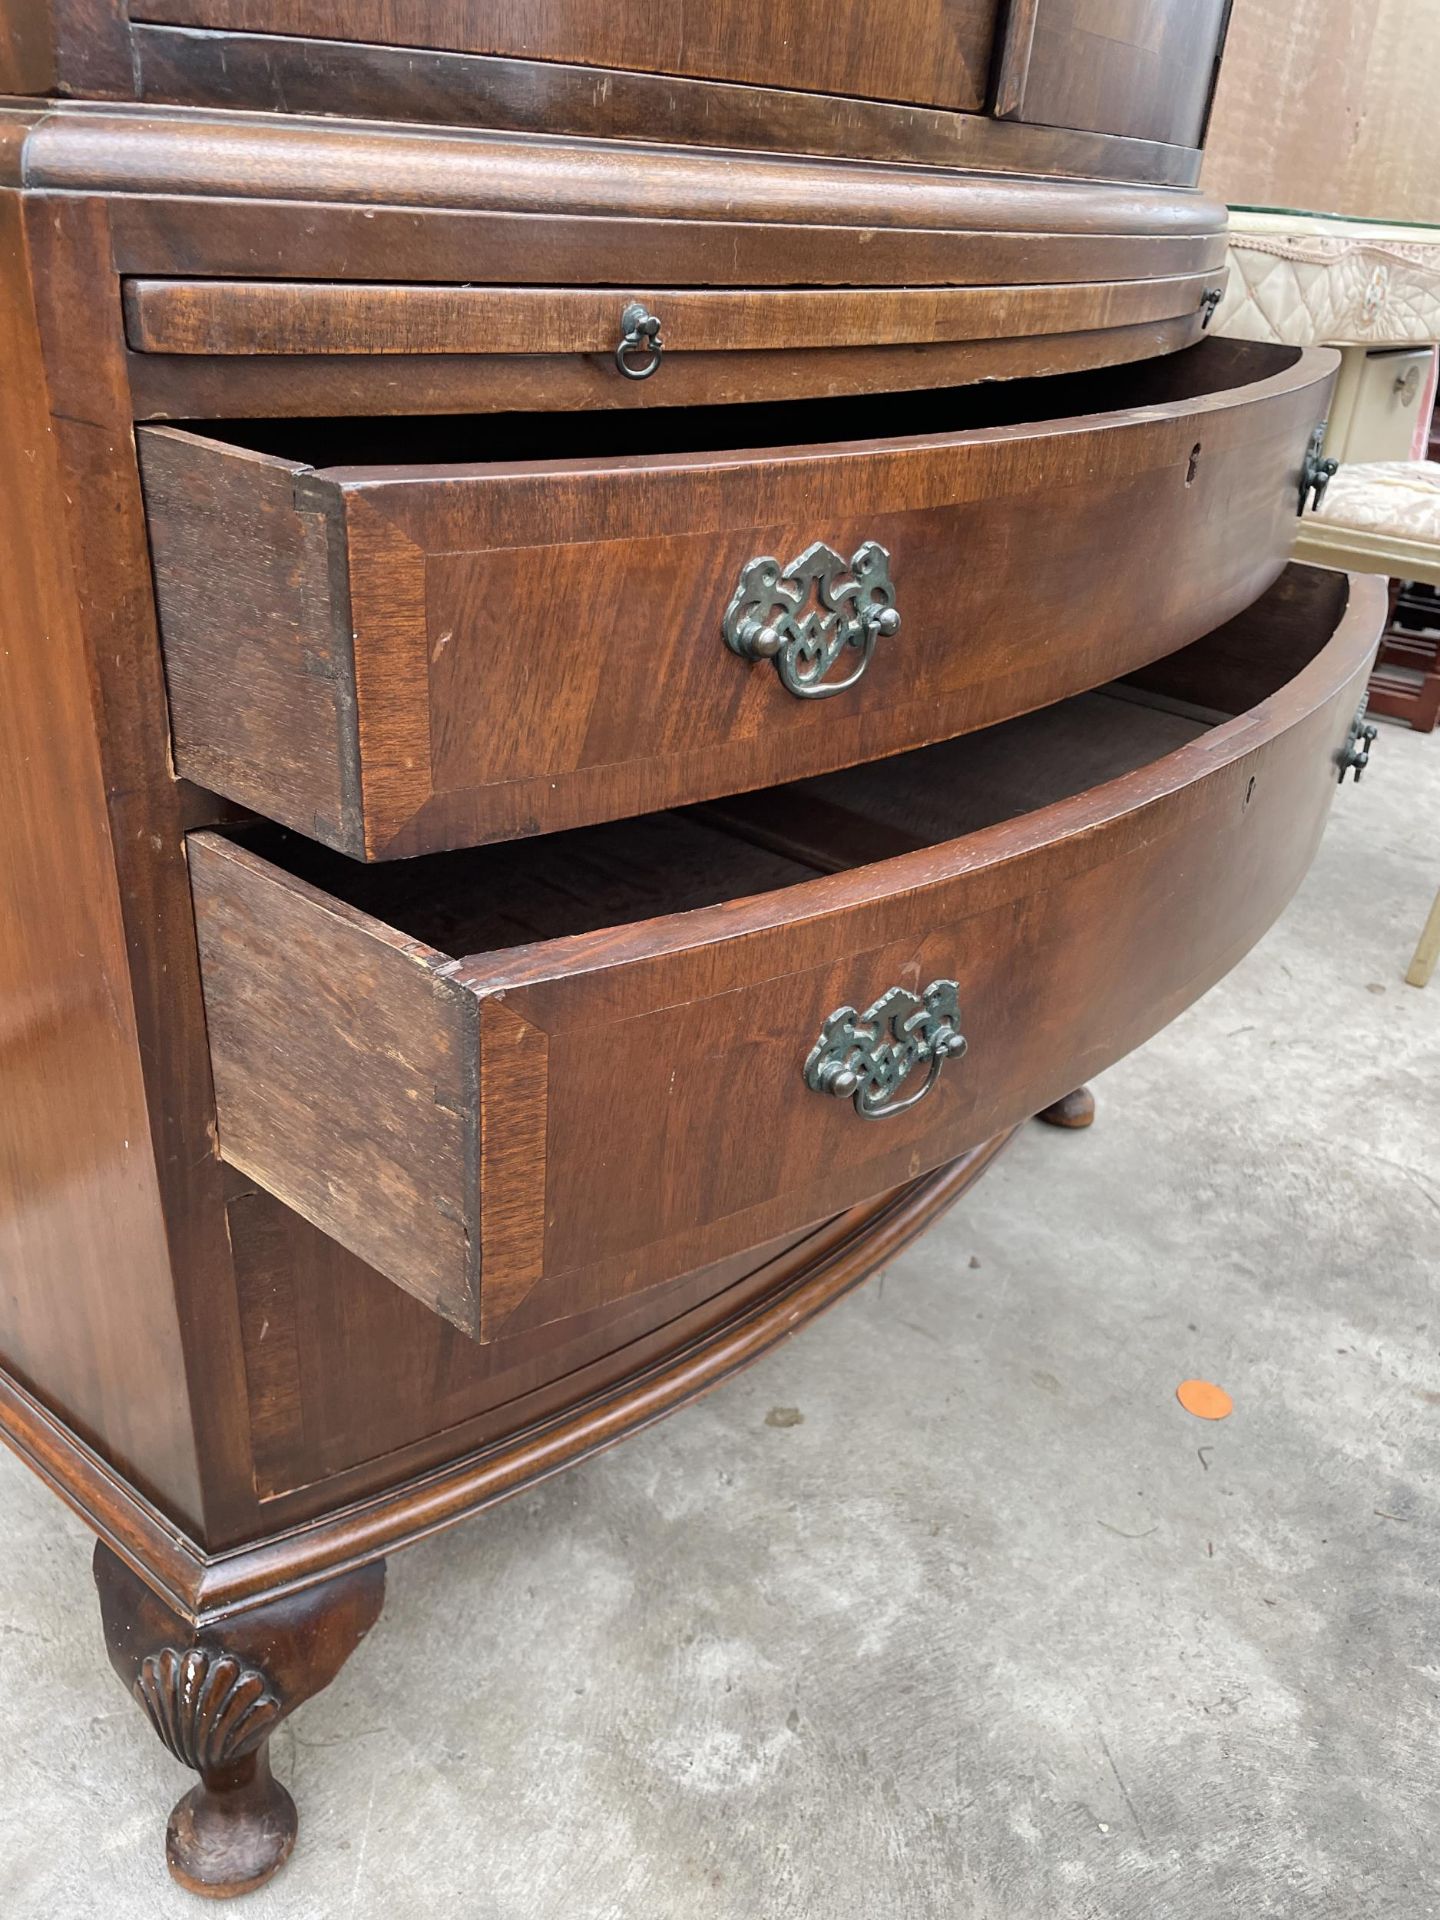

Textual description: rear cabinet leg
[93,1544,386,1899]
[1036,1085,1096,1129]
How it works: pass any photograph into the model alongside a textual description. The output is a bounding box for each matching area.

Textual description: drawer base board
[0,1137,1009,1623]
[2,1128,1013,1896]
[3,1133,1010,1892]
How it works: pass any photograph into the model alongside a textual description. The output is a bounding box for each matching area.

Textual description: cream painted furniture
[1219,211,1440,965]
[1215,211,1440,354]
[1216,209,1440,454]
[1407,891,1440,988]
[1293,463,1440,585]
[1222,220,1440,728]
[1216,212,1440,573]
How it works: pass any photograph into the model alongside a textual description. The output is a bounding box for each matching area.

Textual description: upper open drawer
[141,339,1336,860]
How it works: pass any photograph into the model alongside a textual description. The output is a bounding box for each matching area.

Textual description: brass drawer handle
[615,301,663,379]
[724,540,901,699]
[804,979,965,1120]
[1298,422,1339,515]
[1337,701,1378,783]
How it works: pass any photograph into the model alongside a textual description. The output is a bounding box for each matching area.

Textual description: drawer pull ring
[804,979,965,1120]
[724,540,901,699]
[615,302,663,379]
[1298,423,1339,515]
[1199,286,1224,327]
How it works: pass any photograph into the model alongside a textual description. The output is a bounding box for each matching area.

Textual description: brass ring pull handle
[804,980,966,1120]
[615,301,663,379]
[724,540,901,699]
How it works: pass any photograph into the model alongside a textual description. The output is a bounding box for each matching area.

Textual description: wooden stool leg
[1036,1085,1096,1129]
[93,1544,385,1899]
[1406,887,1440,988]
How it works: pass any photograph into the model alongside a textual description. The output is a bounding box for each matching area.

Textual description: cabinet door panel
[134,1,1001,114]
[995,0,1230,146]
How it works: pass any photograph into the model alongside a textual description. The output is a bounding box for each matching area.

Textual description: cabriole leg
[93,1543,385,1899]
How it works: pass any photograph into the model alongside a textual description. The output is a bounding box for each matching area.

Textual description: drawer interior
[177,338,1299,472]
[227,565,1345,961]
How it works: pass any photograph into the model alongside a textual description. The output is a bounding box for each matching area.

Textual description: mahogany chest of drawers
[0,0,1383,1898]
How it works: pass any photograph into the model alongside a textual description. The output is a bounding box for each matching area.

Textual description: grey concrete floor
[3,723,1439,1920]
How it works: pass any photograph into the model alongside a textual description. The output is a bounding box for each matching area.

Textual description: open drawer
[188,566,1384,1345]
[145,339,1334,860]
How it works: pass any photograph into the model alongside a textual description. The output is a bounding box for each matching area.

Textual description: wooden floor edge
[0,1134,1013,1627]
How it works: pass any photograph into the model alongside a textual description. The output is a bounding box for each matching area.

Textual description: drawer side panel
[188,834,479,1331]
[139,427,361,853]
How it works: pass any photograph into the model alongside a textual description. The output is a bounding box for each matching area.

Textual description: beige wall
[1203,0,1440,223]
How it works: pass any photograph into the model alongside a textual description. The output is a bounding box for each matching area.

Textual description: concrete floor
[2,722,1438,1920]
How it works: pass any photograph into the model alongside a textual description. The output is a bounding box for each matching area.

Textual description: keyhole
[1186,442,1202,486]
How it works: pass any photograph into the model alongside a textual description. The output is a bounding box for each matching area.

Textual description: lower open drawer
[188,566,1384,1343]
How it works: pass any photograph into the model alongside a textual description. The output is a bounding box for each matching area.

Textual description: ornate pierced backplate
[723,539,901,698]
[804,978,966,1119]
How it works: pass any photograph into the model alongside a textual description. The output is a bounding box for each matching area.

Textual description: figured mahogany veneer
[1,101,1229,421]
[6,99,1228,244]
[125,275,1227,360]
[119,0,1005,114]
[123,27,1207,185]
[187,568,1383,1346]
[141,340,1330,860]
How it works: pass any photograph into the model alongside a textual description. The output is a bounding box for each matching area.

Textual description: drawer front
[123,276,1226,359]
[145,341,1332,861]
[120,197,1227,414]
[1342,349,1435,465]
[188,569,1385,1345]
[129,1,1001,116]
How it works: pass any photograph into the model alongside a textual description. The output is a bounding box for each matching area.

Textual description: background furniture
[1373,574,1440,733]
[0,1,1381,1899]
[1407,888,1440,986]
[1216,211,1440,731]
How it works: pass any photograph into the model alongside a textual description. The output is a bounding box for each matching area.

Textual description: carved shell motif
[134,1647,281,1772]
